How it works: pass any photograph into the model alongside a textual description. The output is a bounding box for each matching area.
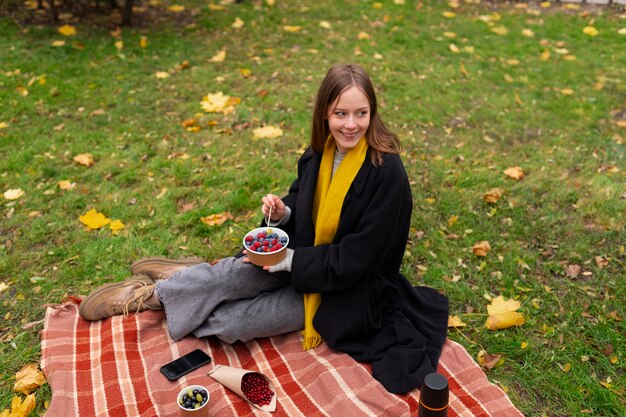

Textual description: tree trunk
[121,0,134,26]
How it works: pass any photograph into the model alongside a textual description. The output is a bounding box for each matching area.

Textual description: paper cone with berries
[208,365,277,412]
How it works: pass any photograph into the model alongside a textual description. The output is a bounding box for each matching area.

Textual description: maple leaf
[14,364,46,395]
[109,219,125,235]
[200,92,239,114]
[485,295,525,330]
[253,125,283,139]
[201,212,234,226]
[58,25,76,36]
[3,189,25,200]
[448,315,466,328]
[472,241,491,257]
[79,209,111,230]
[73,153,95,167]
[483,188,502,204]
[2,393,36,417]
[503,166,524,180]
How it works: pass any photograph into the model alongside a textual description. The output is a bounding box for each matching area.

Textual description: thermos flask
[417,372,449,417]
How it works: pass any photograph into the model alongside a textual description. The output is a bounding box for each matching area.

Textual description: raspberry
[241,372,274,406]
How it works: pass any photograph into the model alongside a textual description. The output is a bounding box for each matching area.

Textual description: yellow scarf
[302,135,369,350]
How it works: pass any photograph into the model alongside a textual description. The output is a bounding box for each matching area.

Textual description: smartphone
[160,349,212,381]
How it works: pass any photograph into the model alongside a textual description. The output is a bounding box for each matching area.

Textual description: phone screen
[160,349,212,381]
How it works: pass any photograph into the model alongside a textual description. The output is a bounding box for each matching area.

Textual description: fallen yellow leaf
[521,341,528,349]
[490,26,509,36]
[618,28,626,35]
[448,43,460,53]
[483,188,502,204]
[3,188,25,200]
[14,363,46,395]
[73,153,95,167]
[168,4,185,12]
[503,166,524,180]
[200,92,239,114]
[58,180,76,190]
[208,3,226,10]
[253,125,283,139]
[442,11,456,18]
[583,26,599,37]
[232,17,245,29]
[209,50,226,62]
[319,21,331,29]
[561,88,574,95]
[283,25,302,32]
[51,40,65,47]
[448,315,466,328]
[114,40,123,50]
[79,209,111,230]
[472,241,491,257]
[485,295,525,330]
[539,49,550,61]
[7,393,36,417]
[109,220,125,235]
[200,212,233,226]
[357,32,370,40]
[521,28,534,38]
[154,71,170,79]
[140,36,148,48]
[58,25,76,36]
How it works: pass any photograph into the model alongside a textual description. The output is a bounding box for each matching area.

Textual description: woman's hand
[261,194,286,223]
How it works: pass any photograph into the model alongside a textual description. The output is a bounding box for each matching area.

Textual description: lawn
[1,0,625,416]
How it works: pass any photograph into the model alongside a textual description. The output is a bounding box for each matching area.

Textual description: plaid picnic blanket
[41,304,524,417]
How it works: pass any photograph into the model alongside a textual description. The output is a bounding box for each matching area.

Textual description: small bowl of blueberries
[177,385,209,416]
[243,227,289,267]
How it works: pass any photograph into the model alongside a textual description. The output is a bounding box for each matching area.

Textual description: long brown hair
[310,64,400,166]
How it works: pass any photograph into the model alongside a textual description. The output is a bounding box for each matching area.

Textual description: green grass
[1,1,625,416]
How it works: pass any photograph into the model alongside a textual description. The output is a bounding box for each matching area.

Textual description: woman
[79,63,448,394]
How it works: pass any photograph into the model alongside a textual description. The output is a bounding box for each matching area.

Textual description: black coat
[278,148,449,394]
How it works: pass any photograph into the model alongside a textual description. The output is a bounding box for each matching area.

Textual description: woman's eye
[335,111,345,117]
[358,111,368,117]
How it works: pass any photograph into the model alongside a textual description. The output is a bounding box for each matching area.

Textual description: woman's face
[327,86,370,153]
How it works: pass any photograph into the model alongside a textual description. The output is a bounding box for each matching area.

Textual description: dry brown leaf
[565,264,581,278]
[73,153,95,167]
[14,363,46,395]
[472,241,491,257]
[504,166,524,180]
[485,295,525,330]
[483,188,502,204]
[448,315,467,328]
[477,350,503,370]
[594,256,609,268]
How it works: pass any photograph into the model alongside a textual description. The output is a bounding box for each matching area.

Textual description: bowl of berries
[243,227,290,267]
[177,385,209,416]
